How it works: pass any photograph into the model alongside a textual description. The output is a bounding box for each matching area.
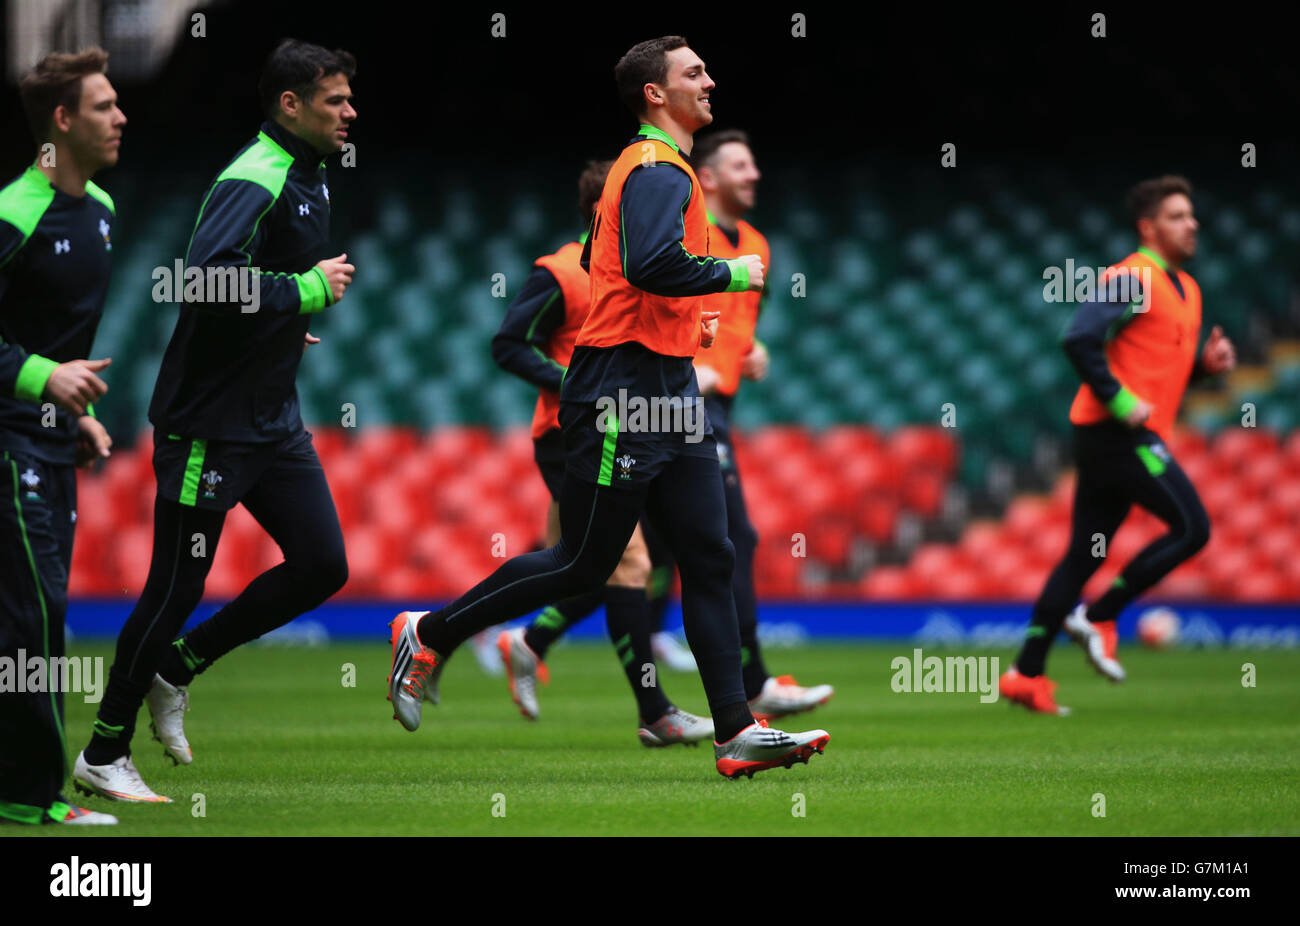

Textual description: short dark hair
[1126,175,1193,229]
[578,159,613,222]
[19,47,110,144]
[258,39,356,119]
[615,35,688,117]
[691,129,751,170]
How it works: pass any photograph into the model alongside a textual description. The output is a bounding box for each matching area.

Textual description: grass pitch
[27,640,1300,836]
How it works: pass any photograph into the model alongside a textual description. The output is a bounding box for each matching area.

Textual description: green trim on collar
[578,229,589,245]
[1137,246,1169,272]
[637,124,680,153]
[0,166,56,258]
[216,132,293,198]
[85,179,115,214]
[706,209,717,225]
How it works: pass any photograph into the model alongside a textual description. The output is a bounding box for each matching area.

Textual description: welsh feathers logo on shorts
[20,467,41,499]
[616,454,636,480]
[201,469,223,499]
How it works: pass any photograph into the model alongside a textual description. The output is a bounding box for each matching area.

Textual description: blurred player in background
[684,127,834,721]
[487,157,713,745]
[1001,175,1235,714]
[0,48,122,826]
[389,35,830,778]
[75,39,356,802]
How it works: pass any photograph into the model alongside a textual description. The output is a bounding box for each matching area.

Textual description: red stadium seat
[901,468,947,518]
[959,520,1004,559]
[1167,428,1209,460]
[856,494,900,544]
[1213,428,1279,472]
[817,425,882,462]
[807,516,855,568]
[1049,472,1077,510]
[859,566,922,599]
[1003,496,1053,541]
[889,425,957,473]
[1154,570,1213,600]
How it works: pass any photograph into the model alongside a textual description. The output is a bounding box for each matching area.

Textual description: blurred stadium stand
[65,159,1300,603]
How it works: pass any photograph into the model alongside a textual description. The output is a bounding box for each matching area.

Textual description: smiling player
[388,36,830,779]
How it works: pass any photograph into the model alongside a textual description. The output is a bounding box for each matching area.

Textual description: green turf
[18,641,1300,835]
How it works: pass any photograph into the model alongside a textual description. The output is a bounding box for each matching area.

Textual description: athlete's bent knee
[610,542,651,588]
[1185,506,1211,555]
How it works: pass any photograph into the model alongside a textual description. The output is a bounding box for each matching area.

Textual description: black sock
[604,585,672,725]
[646,563,674,634]
[1015,624,1052,677]
[1084,578,1131,625]
[713,701,755,743]
[524,588,604,660]
[84,666,152,765]
[157,636,209,689]
[739,628,768,702]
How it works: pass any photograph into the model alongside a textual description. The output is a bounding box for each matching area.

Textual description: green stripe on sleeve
[297,265,331,313]
[723,257,749,293]
[179,439,208,506]
[526,288,567,374]
[14,354,58,403]
[597,413,619,486]
[1107,386,1139,420]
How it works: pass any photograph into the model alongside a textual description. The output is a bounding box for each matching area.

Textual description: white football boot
[470,625,506,677]
[387,610,445,731]
[497,627,548,720]
[651,632,698,672]
[147,673,193,765]
[74,752,172,803]
[1063,604,1126,682]
[50,802,118,825]
[714,720,830,779]
[637,707,714,747]
[748,674,835,721]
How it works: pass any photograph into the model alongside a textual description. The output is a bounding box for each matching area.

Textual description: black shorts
[533,428,567,500]
[153,428,318,511]
[559,342,716,489]
[559,398,716,489]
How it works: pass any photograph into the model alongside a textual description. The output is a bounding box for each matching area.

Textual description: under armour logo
[298,204,311,216]
[54,239,70,254]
